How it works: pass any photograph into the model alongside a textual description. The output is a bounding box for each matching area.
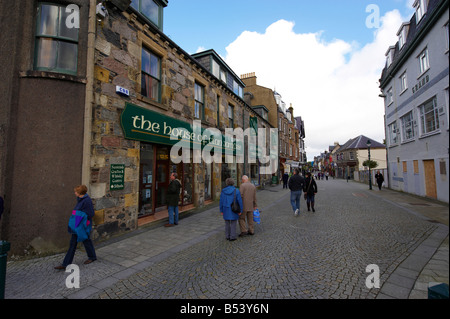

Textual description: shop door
[155,147,170,210]
[423,160,437,199]
[139,143,154,217]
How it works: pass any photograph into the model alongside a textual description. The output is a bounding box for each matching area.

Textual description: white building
[379,0,449,202]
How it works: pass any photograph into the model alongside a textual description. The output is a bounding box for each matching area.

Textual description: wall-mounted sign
[116,86,130,96]
[120,103,242,155]
[110,164,125,190]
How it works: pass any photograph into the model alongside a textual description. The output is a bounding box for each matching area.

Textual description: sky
[164,0,416,160]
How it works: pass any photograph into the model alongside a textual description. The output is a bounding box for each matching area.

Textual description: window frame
[418,48,430,76]
[34,2,79,76]
[228,104,234,128]
[400,71,408,94]
[194,82,205,120]
[419,97,440,136]
[131,0,164,30]
[400,111,415,142]
[388,121,399,146]
[141,46,162,102]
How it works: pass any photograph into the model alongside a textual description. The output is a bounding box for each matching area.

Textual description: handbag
[304,178,312,200]
[231,188,241,214]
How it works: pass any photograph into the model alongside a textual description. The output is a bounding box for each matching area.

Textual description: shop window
[251,164,259,186]
[34,3,79,75]
[139,143,154,217]
[182,163,193,205]
[204,163,212,201]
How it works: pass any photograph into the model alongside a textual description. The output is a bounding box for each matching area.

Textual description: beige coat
[239,182,257,212]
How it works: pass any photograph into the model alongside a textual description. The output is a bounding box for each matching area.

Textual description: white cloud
[225,10,406,160]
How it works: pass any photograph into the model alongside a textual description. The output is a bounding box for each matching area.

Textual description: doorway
[423,160,437,199]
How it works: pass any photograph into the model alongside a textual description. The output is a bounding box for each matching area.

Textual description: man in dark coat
[165,172,181,227]
[288,168,305,216]
[375,171,384,190]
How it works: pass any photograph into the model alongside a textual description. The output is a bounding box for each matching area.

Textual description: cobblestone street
[5,179,448,301]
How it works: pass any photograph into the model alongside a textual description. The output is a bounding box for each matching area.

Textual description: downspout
[81,0,97,186]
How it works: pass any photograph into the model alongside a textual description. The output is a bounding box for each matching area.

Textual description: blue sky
[164,0,414,56]
[163,1,415,159]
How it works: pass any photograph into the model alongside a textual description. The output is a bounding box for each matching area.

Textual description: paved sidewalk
[3,181,448,299]
[4,183,288,299]
[355,182,449,299]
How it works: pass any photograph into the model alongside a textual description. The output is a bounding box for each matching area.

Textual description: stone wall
[89,8,248,239]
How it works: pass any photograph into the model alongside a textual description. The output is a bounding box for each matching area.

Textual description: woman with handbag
[303,172,318,212]
[219,178,243,241]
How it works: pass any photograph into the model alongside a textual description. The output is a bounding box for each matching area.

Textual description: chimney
[240,72,257,86]
[288,104,294,122]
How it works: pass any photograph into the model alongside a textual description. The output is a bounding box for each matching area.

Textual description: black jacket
[288,174,305,191]
[166,179,181,206]
[303,177,318,196]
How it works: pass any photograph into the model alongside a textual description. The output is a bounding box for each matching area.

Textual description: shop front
[138,143,194,219]
[121,102,241,223]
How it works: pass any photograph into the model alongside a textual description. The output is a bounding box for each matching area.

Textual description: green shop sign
[110,164,125,190]
[120,103,242,155]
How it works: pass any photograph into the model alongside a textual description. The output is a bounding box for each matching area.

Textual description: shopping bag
[253,209,261,224]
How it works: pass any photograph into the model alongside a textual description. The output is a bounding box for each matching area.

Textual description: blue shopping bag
[253,209,261,224]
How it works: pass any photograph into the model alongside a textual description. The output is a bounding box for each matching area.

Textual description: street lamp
[367,139,372,190]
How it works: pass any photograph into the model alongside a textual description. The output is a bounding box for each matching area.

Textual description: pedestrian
[288,168,305,216]
[220,178,243,241]
[239,175,257,237]
[282,172,289,189]
[375,171,384,190]
[303,172,318,212]
[165,172,182,227]
[55,185,97,270]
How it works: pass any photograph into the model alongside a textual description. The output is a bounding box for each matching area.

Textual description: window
[216,95,220,127]
[194,83,204,120]
[386,87,394,105]
[419,97,440,135]
[418,49,429,75]
[35,3,79,75]
[212,60,220,79]
[445,22,449,52]
[399,29,406,49]
[131,0,163,29]
[400,72,408,93]
[400,111,415,141]
[414,0,427,23]
[232,80,244,98]
[388,121,399,145]
[141,47,161,101]
[228,104,234,128]
[220,69,227,83]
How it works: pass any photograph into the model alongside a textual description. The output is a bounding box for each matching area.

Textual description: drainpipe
[81,0,97,186]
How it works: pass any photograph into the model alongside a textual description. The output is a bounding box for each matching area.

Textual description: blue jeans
[168,206,179,225]
[290,190,302,213]
[62,234,96,267]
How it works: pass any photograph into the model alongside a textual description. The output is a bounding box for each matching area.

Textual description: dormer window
[131,0,167,30]
[414,0,427,23]
[385,46,395,67]
[397,23,409,50]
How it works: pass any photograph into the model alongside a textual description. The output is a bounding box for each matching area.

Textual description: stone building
[0,0,274,255]
[241,73,300,180]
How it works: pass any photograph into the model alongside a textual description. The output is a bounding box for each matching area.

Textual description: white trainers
[294,209,299,216]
